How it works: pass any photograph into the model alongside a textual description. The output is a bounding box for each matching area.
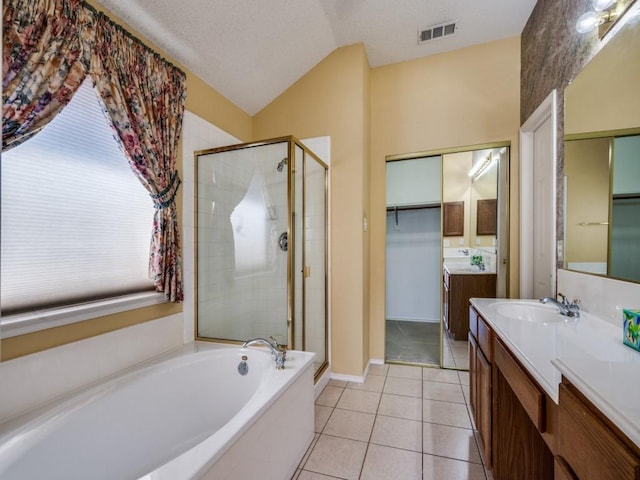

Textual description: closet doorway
[385,156,442,366]
[385,144,509,369]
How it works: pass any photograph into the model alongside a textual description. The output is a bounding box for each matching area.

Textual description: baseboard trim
[330,358,386,384]
[331,372,364,383]
[315,366,331,399]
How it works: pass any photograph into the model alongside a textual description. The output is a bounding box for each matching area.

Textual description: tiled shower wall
[181,111,240,342]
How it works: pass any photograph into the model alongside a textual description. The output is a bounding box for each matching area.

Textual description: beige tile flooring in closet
[292,363,494,480]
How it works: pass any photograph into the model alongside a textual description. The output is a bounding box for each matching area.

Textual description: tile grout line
[356,366,387,480]
[311,365,489,479]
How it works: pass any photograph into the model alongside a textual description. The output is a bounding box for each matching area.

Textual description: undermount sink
[491,301,563,325]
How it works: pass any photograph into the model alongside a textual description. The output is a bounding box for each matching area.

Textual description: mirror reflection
[564,13,640,283]
[565,135,640,282]
[441,149,501,369]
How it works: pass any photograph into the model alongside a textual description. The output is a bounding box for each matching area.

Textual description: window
[1,78,155,317]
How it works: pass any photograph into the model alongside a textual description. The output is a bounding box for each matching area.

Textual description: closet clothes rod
[386,203,441,212]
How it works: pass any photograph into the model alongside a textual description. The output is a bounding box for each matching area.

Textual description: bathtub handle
[269,336,287,362]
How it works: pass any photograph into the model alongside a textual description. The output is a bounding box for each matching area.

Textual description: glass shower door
[196,141,289,344]
[292,144,328,374]
[304,154,328,371]
[195,136,328,379]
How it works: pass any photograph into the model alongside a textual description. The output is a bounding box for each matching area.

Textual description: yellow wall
[253,44,371,376]
[369,37,521,360]
[4,4,522,375]
[1,0,253,361]
[564,21,640,137]
[565,138,611,264]
[471,159,499,248]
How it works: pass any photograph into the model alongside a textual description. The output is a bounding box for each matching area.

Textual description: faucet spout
[242,337,286,369]
[540,293,580,318]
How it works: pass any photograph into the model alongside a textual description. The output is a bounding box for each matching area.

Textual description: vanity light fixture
[576,0,637,37]
[594,0,616,10]
[468,154,493,181]
[576,10,608,34]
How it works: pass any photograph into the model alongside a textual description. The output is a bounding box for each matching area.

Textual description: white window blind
[1,78,155,314]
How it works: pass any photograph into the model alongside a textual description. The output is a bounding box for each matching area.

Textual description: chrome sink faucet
[540,293,580,318]
[242,337,286,370]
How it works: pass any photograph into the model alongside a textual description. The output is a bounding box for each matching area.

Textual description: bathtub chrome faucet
[540,293,580,318]
[242,337,286,370]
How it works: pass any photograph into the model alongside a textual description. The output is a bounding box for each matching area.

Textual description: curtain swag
[2,0,187,303]
[2,0,94,149]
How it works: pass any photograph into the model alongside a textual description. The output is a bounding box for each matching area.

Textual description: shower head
[276,157,288,172]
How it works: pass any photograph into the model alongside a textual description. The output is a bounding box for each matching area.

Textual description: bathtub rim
[157,344,316,479]
[0,342,316,480]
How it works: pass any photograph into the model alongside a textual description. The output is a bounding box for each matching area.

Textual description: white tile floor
[293,364,493,480]
[442,332,470,369]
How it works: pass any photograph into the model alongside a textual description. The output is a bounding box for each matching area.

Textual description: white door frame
[519,90,557,298]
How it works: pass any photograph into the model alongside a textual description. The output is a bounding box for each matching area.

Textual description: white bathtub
[0,342,316,480]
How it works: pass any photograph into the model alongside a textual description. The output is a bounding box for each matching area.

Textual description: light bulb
[593,0,616,12]
[576,11,602,33]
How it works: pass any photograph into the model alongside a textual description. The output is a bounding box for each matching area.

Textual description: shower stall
[195,137,328,378]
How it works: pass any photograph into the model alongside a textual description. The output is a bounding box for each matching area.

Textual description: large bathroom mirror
[564,11,640,283]
[442,149,501,261]
[441,148,505,369]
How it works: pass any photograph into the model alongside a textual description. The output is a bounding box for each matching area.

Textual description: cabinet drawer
[469,306,479,340]
[477,315,493,361]
[476,346,492,467]
[494,339,545,431]
[558,384,640,480]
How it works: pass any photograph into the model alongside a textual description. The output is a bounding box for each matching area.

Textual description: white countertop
[470,298,640,447]
[443,263,496,275]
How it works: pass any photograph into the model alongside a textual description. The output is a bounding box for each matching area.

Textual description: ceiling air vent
[418,21,457,44]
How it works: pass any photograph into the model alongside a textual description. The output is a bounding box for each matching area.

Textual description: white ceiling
[95,0,537,116]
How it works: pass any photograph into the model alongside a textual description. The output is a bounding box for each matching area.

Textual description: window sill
[0,292,167,339]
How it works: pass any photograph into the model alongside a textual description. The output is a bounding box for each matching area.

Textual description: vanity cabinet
[443,268,495,340]
[470,300,640,480]
[557,380,640,480]
[469,306,555,479]
[468,307,493,466]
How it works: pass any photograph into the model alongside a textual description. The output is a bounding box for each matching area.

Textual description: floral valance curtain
[2,0,186,302]
[2,0,94,150]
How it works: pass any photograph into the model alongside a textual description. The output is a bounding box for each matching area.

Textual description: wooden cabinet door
[469,334,478,422]
[443,201,464,236]
[443,281,450,331]
[558,384,640,480]
[477,346,492,467]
